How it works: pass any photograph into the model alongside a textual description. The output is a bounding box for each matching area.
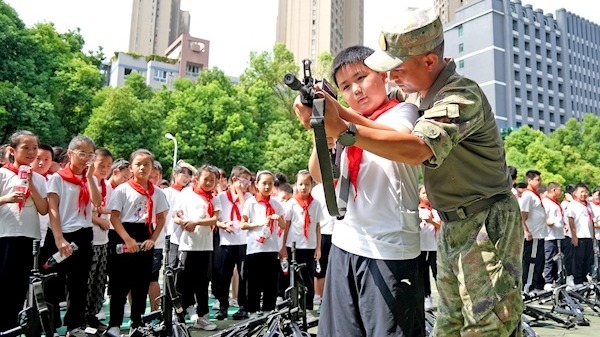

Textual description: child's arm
[272,213,286,230]
[240,215,264,230]
[0,192,22,206]
[86,168,102,207]
[185,214,218,231]
[28,174,48,215]
[92,214,110,231]
[48,193,73,256]
[110,210,140,253]
[569,217,578,247]
[314,223,321,260]
[280,221,291,258]
[143,210,166,250]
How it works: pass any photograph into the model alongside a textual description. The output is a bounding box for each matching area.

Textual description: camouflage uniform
[365,8,524,337]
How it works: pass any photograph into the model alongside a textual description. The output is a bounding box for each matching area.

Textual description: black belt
[439,193,510,223]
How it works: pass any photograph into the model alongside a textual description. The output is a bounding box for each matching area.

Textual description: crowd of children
[0,131,336,336]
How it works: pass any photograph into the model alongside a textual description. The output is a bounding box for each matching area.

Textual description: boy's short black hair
[39,143,53,154]
[278,182,293,195]
[331,45,375,87]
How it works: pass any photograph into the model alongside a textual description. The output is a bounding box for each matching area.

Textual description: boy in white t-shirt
[164,161,195,267]
[282,170,324,311]
[541,182,565,290]
[85,148,113,329]
[173,165,219,331]
[566,183,595,286]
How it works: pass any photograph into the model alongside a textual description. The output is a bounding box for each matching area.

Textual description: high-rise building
[434,0,477,24]
[129,0,190,55]
[442,0,600,133]
[276,0,364,68]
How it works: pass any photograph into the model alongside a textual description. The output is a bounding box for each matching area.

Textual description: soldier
[293,7,523,337]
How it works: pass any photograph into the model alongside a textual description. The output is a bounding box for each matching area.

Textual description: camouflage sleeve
[388,88,408,102]
[412,82,486,168]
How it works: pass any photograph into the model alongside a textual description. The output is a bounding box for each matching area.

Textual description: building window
[526,91,532,100]
[526,74,531,84]
[513,38,519,47]
[153,69,167,83]
[525,58,531,67]
[549,97,554,106]
[186,63,201,76]
[535,45,540,54]
[515,87,521,96]
[124,68,132,76]
[537,78,542,87]
[458,60,465,68]
[538,93,543,102]
[458,25,464,37]
[458,43,464,53]
[527,107,533,118]
[512,20,518,31]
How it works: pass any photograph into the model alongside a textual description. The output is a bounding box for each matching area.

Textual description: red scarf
[99,178,107,207]
[346,99,400,198]
[110,180,118,189]
[575,199,594,227]
[3,163,31,211]
[255,193,275,239]
[193,185,214,217]
[127,179,154,232]
[226,189,241,221]
[545,197,564,218]
[171,183,185,192]
[294,194,314,238]
[57,165,90,217]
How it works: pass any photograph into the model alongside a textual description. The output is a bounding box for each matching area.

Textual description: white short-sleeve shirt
[92,179,113,245]
[242,196,285,255]
[310,184,335,235]
[332,102,421,260]
[284,197,324,249]
[566,200,594,239]
[518,190,548,239]
[0,168,48,239]
[216,190,252,246]
[108,182,169,225]
[542,198,565,240]
[176,188,221,251]
[48,173,96,233]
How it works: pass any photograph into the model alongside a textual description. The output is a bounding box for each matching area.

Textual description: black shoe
[232,309,248,320]
[86,316,108,331]
[215,309,228,320]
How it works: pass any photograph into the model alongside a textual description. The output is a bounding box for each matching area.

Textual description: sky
[5,0,599,77]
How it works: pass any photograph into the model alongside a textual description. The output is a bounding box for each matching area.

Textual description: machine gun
[126,236,190,337]
[0,240,57,337]
[284,59,349,219]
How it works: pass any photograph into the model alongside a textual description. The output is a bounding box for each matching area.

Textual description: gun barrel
[283,73,303,91]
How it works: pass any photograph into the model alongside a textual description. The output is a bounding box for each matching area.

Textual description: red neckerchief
[170,183,185,192]
[42,171,50,181]
[545,197,564,218]
[57,165,90,217]
[99,178,107,207]
[226,189,241,221]
[127,179,154,233]
[3,163,32,211]
[346,99,400,199]
[255,193,275,235]
[110,180,118,189]
[294,194,314,238]
[419,200,438,236]
[575,199,594,226]
[193,185,214,217]
[526,188,544,209]
[593,200,600,206]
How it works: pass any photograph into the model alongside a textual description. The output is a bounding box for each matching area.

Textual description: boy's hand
[55,237,73,257]
[183,220,197,232]
[293,92,348,137]
[314,248,321,260]
[1,191,24,204]
[86,163,95,180]
[124,237,139,253]
[141,239,155,251]
[97,218,111,231]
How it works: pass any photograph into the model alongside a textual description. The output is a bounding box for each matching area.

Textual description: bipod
[523,291,576,329]
[550,285,588,326]
[127,236,189,337]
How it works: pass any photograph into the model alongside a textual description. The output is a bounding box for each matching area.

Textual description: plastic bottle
[15,165,29,194]
[257,225,272,243]
[280,257,289,275]
[115,242,143,254]
[315,259,322,274]
[43,242,79,269]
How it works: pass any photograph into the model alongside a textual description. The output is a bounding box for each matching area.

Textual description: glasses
[72,150,96,160]
[238,177,251,186]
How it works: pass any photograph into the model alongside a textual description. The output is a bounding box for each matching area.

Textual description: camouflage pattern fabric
[435,195,523,337]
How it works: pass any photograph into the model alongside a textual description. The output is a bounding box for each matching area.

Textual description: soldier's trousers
[435,195,524,337]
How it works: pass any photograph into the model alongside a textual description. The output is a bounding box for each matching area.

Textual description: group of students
[513,168,600,294]
[0,130,336,336]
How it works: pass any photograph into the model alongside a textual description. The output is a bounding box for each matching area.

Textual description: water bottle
[15,165,29,194]
[280,257,289,275]
[315,259,322,274]
[257,225,272,243]
[43,242,79,269]
[115,242,143,254]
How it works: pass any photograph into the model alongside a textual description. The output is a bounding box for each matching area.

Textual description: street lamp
[165,133,178,173]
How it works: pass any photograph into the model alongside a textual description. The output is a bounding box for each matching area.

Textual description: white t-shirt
[216,190,252,246]
[311,184,335,235]
[0,168,48,239]
[92,179,113,245]
[590,203,600,240]
[152,191,170,249]
[48,173,96,233]
[419,207,440,252]
[518,190,548,239]
[284,197,324,249]
[163,186,184,245]
[332,102,421,260]
[542,198,565,240]
[242,196,285,255]
[176,188,221,251]
[108,182,169,227]
[566,200,594,239]
[561,200,572,237]
[39,174,53,246]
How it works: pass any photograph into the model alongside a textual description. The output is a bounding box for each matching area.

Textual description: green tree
[262,120,313,176]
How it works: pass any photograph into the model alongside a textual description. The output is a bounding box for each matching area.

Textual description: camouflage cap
[365,7,444,72]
